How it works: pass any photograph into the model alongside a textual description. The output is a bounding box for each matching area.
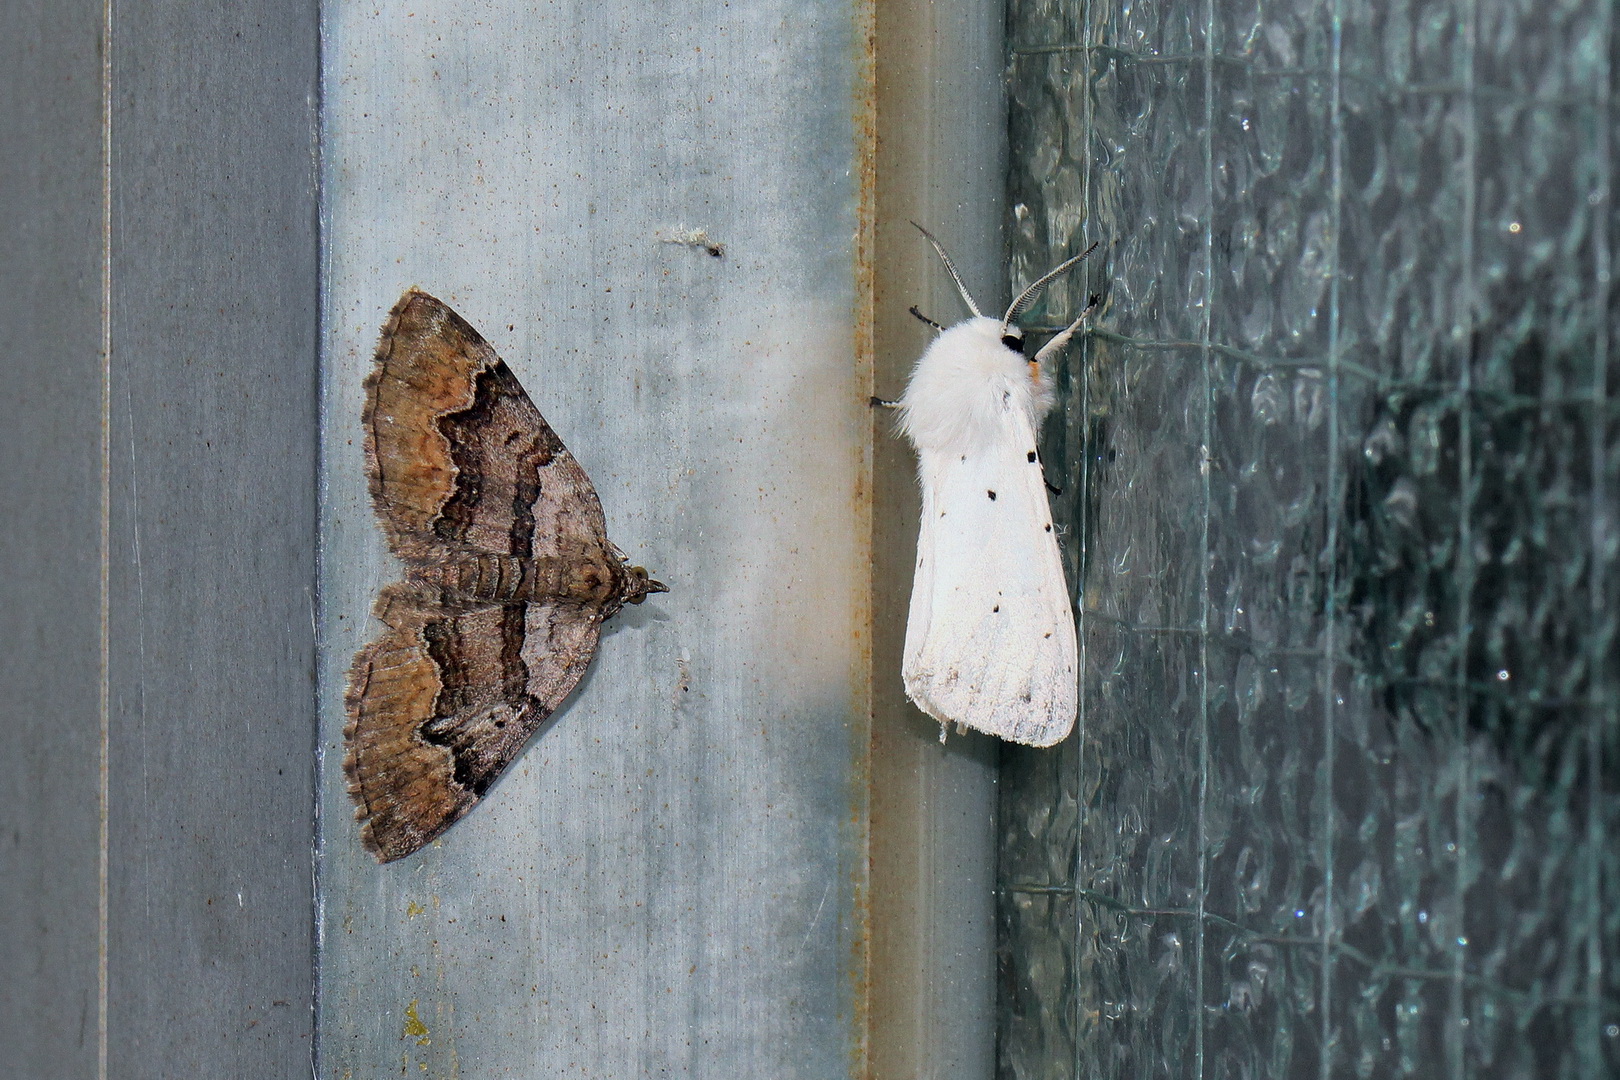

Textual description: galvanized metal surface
[1,0,320,1077]
[0,1,107,1075]
[317,2,869,1076]
[103,2,320,1074]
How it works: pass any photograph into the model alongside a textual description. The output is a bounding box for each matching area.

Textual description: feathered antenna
[911,222,982,318]
[1001,240,1100,336]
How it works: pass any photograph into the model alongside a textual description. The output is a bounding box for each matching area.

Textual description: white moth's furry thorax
[896,316,1053,459]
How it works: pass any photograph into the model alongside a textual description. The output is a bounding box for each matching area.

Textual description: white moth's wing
[902,404,1078,746]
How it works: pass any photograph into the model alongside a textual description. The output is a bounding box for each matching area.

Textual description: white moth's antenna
[1001,240,1101,336]
[912,222,982,317]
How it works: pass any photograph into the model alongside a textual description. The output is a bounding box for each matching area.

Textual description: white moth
[897,226,1098,747]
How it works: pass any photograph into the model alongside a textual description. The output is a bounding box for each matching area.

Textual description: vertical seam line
[1320,0,1345,1074]
[1451,1,1480,1075]
[1072,1,1096,1074]
[1195,0,1216,1075]
[97,0,113,1075]
[1584,0,1613,1068]
[310,0,328,1072]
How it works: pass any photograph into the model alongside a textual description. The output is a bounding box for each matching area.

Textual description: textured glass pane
[998,1,1619,1077]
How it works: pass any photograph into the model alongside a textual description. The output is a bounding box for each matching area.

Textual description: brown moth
[344,289,666,863]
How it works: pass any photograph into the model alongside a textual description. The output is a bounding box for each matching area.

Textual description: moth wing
[343,584,603,862]
[902,409,1077,746]
[364,290,613,562]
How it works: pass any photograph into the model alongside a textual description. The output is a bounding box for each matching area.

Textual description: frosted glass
[997,1,1619,1076]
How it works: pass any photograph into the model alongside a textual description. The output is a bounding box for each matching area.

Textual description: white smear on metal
[660,226,725,258]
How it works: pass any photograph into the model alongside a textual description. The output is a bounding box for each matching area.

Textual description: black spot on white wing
[992,605,1000,613]
[1027,451,1036,462]
[1044,524,1052,532]
[987,490,997,500]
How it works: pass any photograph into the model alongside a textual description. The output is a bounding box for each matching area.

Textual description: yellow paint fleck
[402,999,431,1045]
[405,900,426,917]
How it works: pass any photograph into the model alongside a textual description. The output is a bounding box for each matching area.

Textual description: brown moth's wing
[343,584,604,863]
[364,290,614,563]
[348,290,640,862]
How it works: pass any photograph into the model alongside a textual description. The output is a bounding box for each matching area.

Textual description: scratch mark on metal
[800,880,833,954]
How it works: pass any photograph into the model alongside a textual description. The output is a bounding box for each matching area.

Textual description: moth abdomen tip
[623,565,670,601]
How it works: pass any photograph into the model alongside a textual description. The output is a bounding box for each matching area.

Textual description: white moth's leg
[908,305,944,333]
[873,307,940,409]
[1031,293,1101,370]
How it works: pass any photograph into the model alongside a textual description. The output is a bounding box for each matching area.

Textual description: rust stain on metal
[848,0,878,1076]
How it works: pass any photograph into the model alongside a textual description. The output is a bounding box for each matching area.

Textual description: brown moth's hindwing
[344,290,663,863]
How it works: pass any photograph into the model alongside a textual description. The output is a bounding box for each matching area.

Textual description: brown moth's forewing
[344,290,663,863]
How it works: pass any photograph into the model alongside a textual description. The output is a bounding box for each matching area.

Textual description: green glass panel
[998,1,1619,1076]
